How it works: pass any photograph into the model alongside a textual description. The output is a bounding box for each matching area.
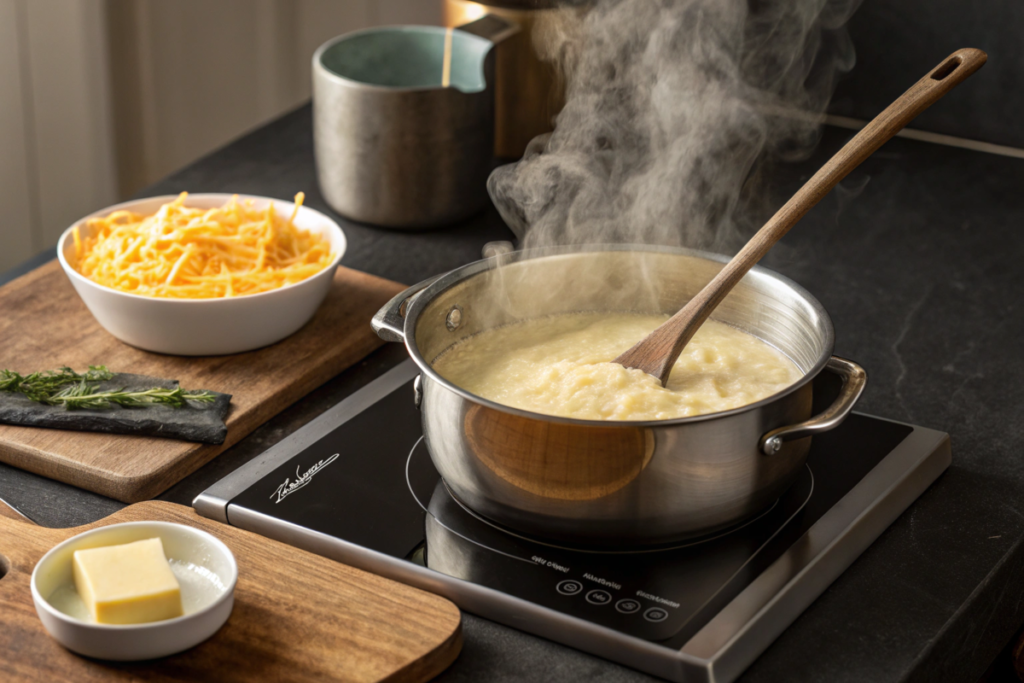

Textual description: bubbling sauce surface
[432,313,802,421]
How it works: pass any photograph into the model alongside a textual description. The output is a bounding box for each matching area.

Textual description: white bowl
[57,194,347,356]
[31,521,238,661]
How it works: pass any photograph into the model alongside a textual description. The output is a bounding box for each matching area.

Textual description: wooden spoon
[615,47,988,385]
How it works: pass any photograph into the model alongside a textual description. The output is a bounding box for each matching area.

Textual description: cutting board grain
[0,501,462,682]
[0,260,404,502]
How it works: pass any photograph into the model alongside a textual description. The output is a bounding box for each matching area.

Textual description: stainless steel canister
[312,17,517,228]
[373,246,866,547]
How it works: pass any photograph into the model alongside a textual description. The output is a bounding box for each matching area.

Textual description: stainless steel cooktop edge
[688,424,950,683]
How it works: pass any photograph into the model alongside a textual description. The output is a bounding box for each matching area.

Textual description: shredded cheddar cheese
[73,193,334,299]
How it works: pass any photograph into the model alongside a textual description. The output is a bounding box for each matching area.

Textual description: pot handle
[759,356,867,456]
[371,276,442,343]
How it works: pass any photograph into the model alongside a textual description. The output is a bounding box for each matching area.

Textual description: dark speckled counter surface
[2,106,1022,683]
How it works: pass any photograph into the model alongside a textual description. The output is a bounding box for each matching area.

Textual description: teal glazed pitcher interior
[313,16,518,228]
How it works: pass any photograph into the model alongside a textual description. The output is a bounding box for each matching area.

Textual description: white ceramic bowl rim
[57,193,346,305]
[31,521,239,631]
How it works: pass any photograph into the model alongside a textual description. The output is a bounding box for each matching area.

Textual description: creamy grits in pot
[432,312,802,421]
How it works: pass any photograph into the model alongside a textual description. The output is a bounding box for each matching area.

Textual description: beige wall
[0,0,442,272]
[0,0,117,271]
[109,0,443,198]
[0,0,36,265]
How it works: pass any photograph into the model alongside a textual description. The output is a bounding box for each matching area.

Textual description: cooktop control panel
[422,468,814,643]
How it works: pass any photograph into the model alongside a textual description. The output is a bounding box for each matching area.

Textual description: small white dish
[31,521,238,661]
[57,193,347,356]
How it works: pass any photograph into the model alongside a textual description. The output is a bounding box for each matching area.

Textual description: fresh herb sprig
[0,366,113,401]
[48,382,216,410]
[0,365,215,410]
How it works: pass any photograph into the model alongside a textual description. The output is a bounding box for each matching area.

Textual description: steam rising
[489,0,862,252]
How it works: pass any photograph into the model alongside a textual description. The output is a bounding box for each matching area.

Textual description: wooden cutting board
[0,260,404,502]
[0,501,462,682]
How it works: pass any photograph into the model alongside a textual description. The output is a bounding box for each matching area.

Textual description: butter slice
[72,537,183,625]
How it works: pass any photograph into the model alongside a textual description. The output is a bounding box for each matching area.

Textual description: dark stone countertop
[2,105,1023,683]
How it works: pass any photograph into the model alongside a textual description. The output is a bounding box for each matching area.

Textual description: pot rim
[312,25,494,96]
[403,243,835,427]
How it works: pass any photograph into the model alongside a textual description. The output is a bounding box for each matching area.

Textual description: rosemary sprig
[47,381,216,410]
[0,365,215,410]
[0,366,113,402]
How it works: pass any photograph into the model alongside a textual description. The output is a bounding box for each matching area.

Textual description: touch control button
[557,580,583,596]
[644,607,669,623]
[615,599,641,614]
[586,590,612,605]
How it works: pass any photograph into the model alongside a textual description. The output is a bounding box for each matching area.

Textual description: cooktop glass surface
[225,373,913,647]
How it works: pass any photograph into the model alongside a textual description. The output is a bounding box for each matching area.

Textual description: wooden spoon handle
[615,48,987,384]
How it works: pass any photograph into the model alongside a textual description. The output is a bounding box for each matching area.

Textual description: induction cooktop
[194,360,950,683]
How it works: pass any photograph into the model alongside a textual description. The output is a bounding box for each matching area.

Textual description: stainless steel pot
[373,246,865,546]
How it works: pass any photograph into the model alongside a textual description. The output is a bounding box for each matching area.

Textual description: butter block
[72,537,184,625]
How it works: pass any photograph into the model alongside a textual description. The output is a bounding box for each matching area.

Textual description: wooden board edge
[383,620,464,683]
[0,439,207,505]
[0,499,28,523]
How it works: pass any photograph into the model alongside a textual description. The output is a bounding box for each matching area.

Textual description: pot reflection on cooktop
[407,435,814,644]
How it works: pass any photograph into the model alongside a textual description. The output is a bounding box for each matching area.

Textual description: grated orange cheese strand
[166,244,193,285]
[73,192,333,299]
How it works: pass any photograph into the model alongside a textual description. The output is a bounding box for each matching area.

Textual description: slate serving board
[0,260,404,502]
[0,373,232,444]
[0,501,462,682]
